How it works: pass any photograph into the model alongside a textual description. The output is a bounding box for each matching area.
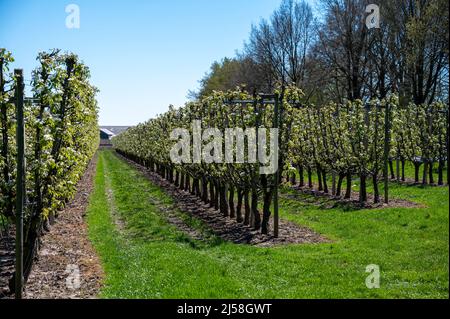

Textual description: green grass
[86,149,449,298]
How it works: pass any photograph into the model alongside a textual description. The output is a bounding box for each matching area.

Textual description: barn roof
[100,126,131,135]
[100,128,115,137]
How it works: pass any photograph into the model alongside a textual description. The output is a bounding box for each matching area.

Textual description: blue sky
[0,0,317,125]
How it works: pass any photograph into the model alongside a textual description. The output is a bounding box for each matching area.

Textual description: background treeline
[190,0,449,107]
[0,49,99,289]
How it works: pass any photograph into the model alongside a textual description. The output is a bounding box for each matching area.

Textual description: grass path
[86,149,449,298]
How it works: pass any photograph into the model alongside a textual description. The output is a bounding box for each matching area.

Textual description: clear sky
[0,0,317,126]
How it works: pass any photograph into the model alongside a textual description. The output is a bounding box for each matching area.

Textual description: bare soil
[21,154,103,299]
[0,228,14,298]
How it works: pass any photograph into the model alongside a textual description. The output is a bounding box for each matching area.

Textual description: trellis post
[273,93,280,238]
[14,69,25,299]
[446,107,449,186]
[383,101,390,204]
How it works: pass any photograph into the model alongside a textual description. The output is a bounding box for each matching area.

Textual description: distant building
[99,126,131,146]
[101,126,131,135]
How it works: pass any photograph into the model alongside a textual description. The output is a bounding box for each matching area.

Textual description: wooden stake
[383,102,390,204]
[14,69,25,299]
[273,93,279,238]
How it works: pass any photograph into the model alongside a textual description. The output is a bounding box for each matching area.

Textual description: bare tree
[314,0,372,101]
[312,0,449,104]
[401,0,448,105]
[244,0,315,89]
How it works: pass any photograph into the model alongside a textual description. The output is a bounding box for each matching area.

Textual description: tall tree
[244,0,315,89]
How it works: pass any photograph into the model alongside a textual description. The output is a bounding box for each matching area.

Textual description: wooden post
[251,94,259,229]
[273,93,280,238]
[383,102,390,204]
[446,108,449,186]
[14,69,25,299]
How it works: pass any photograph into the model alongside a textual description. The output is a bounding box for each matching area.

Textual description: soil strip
[22,154,103,299]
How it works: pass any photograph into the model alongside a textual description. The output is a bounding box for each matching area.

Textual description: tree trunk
[214,181,219,210]
[209,178,215,207]
[201,177,208,203]
[317,168,323,191]
[1,104,13,218]
[175,171,180,187]
[429,162,434,185]
[251,190,261,230]
[336,173,344,197]
[192,178,200,197]
[401,160,405,182]
[34,105,45,226]
[345,173,352,199]
[298,165,304,187]
[191,177,195,195]
[261,189,273,235]
[193,178,200,196]
[331,173,336,195]
[236,189,243,223]
[389,160,395,179]
[422,161,428,185]
[180,173,185,189]
[396,159,400,181]
[322,170,328,194]
[243,190,250,225]
[307,168,313,188]
[290,170,296,185]
[220,183,229,217]
[185,174,190,191]
[359,174,367,203]
[414,162,421,183]
[219,183,228,217]
[373,173,380,203]
[197,178,201,196]
[438,160,444,185]
[168,167,173,183]
[191,177,197,195]
[228,186,235,219]
[10,217,41,293]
